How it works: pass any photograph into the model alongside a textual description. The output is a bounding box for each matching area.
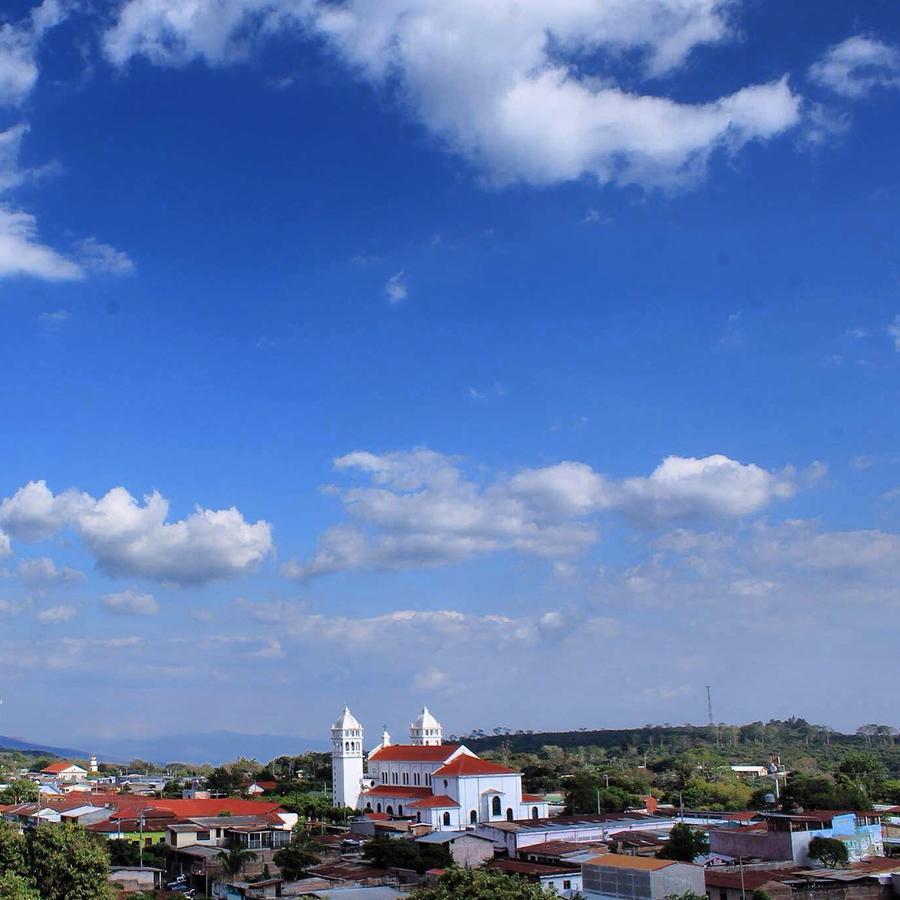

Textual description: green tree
[25,824,112,900]
[216,845,258,878]
[808,836,849,868]
[836,752,886,798]
[411,867,560,898]
[272,830,321,880]
[0,821,28,879]
[0,780,39,805]
[751,890,773,900]
[362,836,451,875]
[656,823,709,862]
[0,873,39,900]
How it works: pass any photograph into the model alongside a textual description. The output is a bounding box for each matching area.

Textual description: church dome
[411,706,441,731]
[332,705,361,731]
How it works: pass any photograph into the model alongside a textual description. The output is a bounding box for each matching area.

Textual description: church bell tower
[331,706,364,809]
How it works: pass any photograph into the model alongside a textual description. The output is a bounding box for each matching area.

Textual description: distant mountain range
[0,735,89,759]
[1,731,328,766]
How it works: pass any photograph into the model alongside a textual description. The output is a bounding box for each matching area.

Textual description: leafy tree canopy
[657,823,709,862]
[411,867,560,899]
[808,836,850,869]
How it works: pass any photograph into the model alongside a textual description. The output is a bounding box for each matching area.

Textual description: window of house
[442,812,451,826]
[197,831,210,841]
[398,805,403,816]
[532,807,539,820]
[564,881,571,890]
[491,796,501,816]
[443,779,448,788]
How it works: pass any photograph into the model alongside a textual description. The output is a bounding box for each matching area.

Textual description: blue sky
[0,0,898,751]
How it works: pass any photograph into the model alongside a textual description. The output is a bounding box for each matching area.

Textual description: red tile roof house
[40,762,88,782]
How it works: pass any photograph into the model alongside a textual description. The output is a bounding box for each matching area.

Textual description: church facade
[331,705,548,831]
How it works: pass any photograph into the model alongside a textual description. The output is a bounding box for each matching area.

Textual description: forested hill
[461,719,900,773]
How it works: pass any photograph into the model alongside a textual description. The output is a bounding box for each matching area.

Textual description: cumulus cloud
[0,480,273,585]
[36,603,77,624]
[284,448,798,578]
[0,0,67,107]
[103,588,159,616]
[0,125,83,280]
[809,35,900,99]
[240,599,616,647]
[104,0,802,190]
[17,556,84,590]
[75,237,136,275]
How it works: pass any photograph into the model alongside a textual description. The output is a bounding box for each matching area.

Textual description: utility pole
[706,685,720,748]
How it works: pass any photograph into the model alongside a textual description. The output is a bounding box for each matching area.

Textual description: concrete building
[709,812,884,865]
[40,762,87,782]
[582,854,705,900]
[332,706,365,811]
[489,858,583,895]
[414,830,495,868]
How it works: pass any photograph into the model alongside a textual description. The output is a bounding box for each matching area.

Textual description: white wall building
[331,705,549,830]
[331,706,364,811]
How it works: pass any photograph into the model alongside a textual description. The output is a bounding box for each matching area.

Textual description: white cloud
[38,308,70,325]
[75,237,135,275]
[0,125,83,281]
[809,35,900,99]
[384,270,407,304]
[17,556,84,590]
[240,599,615,648]
[103,589,159,616]
[0,480,273,585]
[0,0,67,107]
[36,603,77,624]
[0,530,9,557]
[414,666,449,691]
[615,454,795,525]
[104,0,802,190]
[285,448,798,578]
[0,205,83,280]
[889,314,900,351]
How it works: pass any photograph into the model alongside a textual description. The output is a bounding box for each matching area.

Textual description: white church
[331,705,548,831]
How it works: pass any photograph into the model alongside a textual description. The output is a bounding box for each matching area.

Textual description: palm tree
[216,844,258,879]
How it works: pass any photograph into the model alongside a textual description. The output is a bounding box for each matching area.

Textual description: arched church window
[403,773,409,785]
[442,812,451,826]
[365,803,372,812]
[506,808,513,821]
[376,803,382,813]
[491,796,501,816]
[470,810,477,825]
[417,812,421,823]
[398,805,403,816]
[532,807,539,820]
[345,741,350,751]
[443,779,448,789]
[386,805,393,815]
[392,772,398,784]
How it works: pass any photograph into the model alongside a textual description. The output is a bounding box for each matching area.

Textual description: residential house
[40,762,88,782]
[414,831,496,868]
[488,858,583,895]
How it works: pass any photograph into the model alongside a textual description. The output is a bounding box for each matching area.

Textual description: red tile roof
[41,762,84,774]
[408,795,460,809]
[432,756,517,777]
[360,786,432,799]
[522,794,545,803]
[368,744,461,763]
